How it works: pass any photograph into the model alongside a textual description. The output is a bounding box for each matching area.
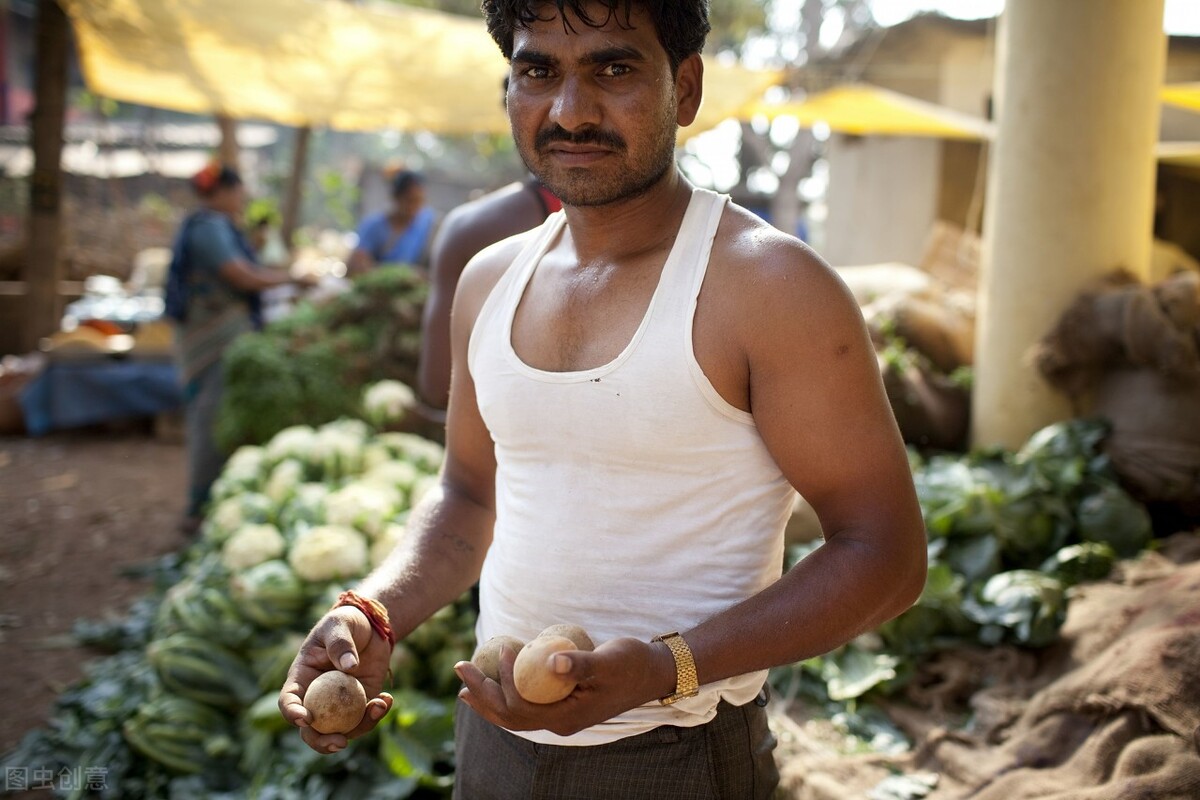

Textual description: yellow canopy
[1163,83,1200,114]
[744,84,994,141]
[59,0,778,137]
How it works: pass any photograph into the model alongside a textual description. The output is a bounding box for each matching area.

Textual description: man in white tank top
[282,2,927,797]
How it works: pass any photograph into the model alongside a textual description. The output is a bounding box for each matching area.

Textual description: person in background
[167,163,311,534]
[347,169,439,275]
[416,177,560,419]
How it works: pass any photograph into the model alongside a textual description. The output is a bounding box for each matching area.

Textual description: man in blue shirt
[348,170,439,274]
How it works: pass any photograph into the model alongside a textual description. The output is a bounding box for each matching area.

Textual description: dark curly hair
[482,1,710,73]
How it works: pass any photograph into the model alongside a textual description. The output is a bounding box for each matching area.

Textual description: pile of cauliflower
[203,387,443,590]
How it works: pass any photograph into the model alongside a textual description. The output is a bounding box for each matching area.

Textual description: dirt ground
[0,427,188,756]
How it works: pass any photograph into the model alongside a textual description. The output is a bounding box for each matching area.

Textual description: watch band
[652,631,700,705]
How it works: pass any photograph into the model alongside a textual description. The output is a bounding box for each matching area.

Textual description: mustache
[535,125,626,152]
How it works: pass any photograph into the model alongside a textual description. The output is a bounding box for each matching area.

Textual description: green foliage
[216,266,427,452]
[772,419,1159,740]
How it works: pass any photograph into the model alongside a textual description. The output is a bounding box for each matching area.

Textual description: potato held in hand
[513,635,579,703]
[537,623,595,652]
[305,670,367,734]
[472,635,525,682]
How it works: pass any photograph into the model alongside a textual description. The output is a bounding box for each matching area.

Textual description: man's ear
[674,53,704,128]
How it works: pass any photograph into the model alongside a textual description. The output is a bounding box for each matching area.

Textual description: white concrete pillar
[972,0,1167,448]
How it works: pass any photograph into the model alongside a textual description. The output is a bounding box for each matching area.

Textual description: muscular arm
[683,216,927,687]
[280,239,521,753]
[356,237,526,634]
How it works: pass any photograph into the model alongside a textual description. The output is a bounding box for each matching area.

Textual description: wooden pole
[216,114,240,169]
[22,0,69,353]
[280,125,312,248]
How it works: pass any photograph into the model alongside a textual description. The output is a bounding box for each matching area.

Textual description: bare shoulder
[435,183,544,258]
[710,202,859,334]
[453,230,537,320]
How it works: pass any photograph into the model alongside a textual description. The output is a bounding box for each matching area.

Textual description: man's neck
[560,169,693,265]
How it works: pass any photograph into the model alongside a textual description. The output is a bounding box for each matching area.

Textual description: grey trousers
[452,692,779,800]
[183,361,226,518]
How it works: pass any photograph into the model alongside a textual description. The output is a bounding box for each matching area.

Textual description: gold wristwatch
[652,631,700,705]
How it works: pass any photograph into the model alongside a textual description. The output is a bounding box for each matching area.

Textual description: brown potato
[305,670,367,734]
[536,624,595,652]
[513,635,577,704]
[471,635,525,682]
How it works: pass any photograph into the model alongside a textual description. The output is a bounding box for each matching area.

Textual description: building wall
[822,135,940,267]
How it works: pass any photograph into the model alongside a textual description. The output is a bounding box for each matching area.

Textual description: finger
[300,726,349,755]
[279,659,328,727]
[548,648,594,686]
[278,688,311,728]
[340,694,394,739]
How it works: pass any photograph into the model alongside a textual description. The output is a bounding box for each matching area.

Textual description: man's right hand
[278,606,395,753]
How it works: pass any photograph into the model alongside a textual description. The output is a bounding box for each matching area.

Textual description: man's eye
[522,66,552,79]
[599,64,632,77]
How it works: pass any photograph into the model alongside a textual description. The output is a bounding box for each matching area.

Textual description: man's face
[506,2,700,207]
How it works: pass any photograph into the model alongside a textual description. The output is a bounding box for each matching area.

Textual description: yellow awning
[59,0,779,137]
[1163,83,1200,113]
[743,84,994,141]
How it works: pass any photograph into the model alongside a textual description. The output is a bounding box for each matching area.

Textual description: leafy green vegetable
[962,570,1067,647]
[822,647,902,702]
[1040,542,1117,586]
[216,266,428,451]
[1077,483,1153,557]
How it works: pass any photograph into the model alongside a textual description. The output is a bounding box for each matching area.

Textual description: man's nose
[548,75,602,132]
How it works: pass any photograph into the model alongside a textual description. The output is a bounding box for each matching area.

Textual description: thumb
[550,649,592,684]
[324,614,362,672]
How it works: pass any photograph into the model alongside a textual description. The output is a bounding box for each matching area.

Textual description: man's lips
[543,144,613,165]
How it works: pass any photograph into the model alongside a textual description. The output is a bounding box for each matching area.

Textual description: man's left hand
[454,637,674,737]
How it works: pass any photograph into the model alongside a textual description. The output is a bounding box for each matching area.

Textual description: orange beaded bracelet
[333,590,396,649]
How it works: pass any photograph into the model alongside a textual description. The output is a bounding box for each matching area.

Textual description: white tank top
[468,187,795,746]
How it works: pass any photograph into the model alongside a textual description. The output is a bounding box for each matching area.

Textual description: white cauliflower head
[222,523,287,571]
[311,421,370,479]
[288,525,369,583]
[378,432,444,473]
[264,425,318,465]
[362,380,416,429]
[362,460,420,495]
[323,482,401,538]
[210,446,268,501]
[265,459,305,506]
[205,493,273,543]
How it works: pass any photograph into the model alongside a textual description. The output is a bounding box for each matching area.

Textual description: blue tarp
[20,358,183,436]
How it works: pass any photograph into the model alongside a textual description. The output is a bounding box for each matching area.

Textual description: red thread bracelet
[333,590,396,649]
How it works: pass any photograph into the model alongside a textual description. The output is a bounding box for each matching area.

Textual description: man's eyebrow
[580,45,646,65]
[511,48,556,67]
[511,44,647,68]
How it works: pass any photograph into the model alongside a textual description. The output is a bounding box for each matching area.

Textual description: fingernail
[339,653,357,671]
[553,653,572,674]
[454,665,465,681]
[329,744,343,754]
[370,705,385,720]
